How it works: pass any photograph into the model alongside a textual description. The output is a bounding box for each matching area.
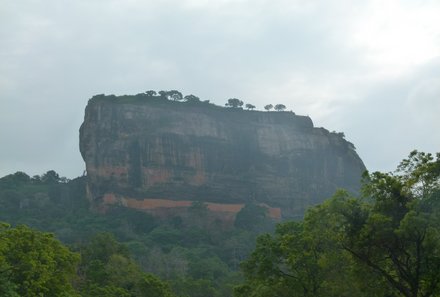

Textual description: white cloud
[350,0,440,77]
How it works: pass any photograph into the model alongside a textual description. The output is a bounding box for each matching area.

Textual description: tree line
[97,90,290,112]
[224,98,287,112]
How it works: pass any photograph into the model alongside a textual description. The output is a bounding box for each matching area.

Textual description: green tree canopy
[274,104,286,111]
[0,223,80,297]
[157,90,183,101]
[41,170,61,184]
[235,199,371,297]
[184,94,201,103]
[1,172,30,185]
[338,151,440,297]
[78,232,175,297]
[225,98,244,108]
[145,90,157,97]
[264,104,273,111]
[234,204,268,231]
[236,151,440,297]
[158,90,168,99]
[245,104,256,110]
[168,90,183,101]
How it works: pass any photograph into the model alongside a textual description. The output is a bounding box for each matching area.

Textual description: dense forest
[0,170,274,296]
[1,150,439,296]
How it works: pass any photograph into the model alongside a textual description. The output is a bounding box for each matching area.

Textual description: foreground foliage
[0,170,272,297]
[3,151,437,296]
[236,151,440,297]
[0,224,79,297]
[77,232,175,297]
[0,224,176,297]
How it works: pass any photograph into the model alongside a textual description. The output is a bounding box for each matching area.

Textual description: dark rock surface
[80,94,366,219]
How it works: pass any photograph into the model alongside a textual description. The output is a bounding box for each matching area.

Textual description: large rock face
[80,94,366,219]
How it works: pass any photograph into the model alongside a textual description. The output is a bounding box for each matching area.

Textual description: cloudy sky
[1,0,439,178]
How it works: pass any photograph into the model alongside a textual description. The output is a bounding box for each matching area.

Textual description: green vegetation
[90,91,218,112]
[0,171,273,297]
[1,151,438,296]
[184,94,201,103]
[274,104,286,111]
[0,223,176,297]
[145,90,157,96]
[245,104,256,110]
[225,98,244,108]
[0,223,79,296]
[77,232,175,297]
[235,151,440,297]
[164,90,184,101]
[89,90,292,113]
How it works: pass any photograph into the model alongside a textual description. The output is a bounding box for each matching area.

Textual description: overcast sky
[1,0,439,178]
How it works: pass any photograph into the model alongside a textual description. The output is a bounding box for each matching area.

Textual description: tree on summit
[157,90,183,101]
[245,104,256,110]
[264,104,273,111]
[225,98,244,108]
[274,104,286,111]
[184,94,201,103]
[168,90,183,101]
[145,90,157,97]
[158,90,168,99]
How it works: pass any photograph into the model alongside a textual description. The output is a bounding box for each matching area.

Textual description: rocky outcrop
[79,94,366,219]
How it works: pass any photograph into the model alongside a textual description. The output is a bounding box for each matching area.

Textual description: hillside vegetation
[0,170,273,297]
[1,150,439,297]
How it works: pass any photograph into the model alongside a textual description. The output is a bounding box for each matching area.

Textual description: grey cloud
[0,0,438,177]
[331,59,440,172]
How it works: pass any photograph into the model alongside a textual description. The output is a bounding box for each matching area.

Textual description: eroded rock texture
[80,94,366,219]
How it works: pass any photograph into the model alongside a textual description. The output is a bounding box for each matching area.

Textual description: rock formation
[79,93,366,219]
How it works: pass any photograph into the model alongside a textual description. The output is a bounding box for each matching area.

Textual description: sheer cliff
[79,94,366,219]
